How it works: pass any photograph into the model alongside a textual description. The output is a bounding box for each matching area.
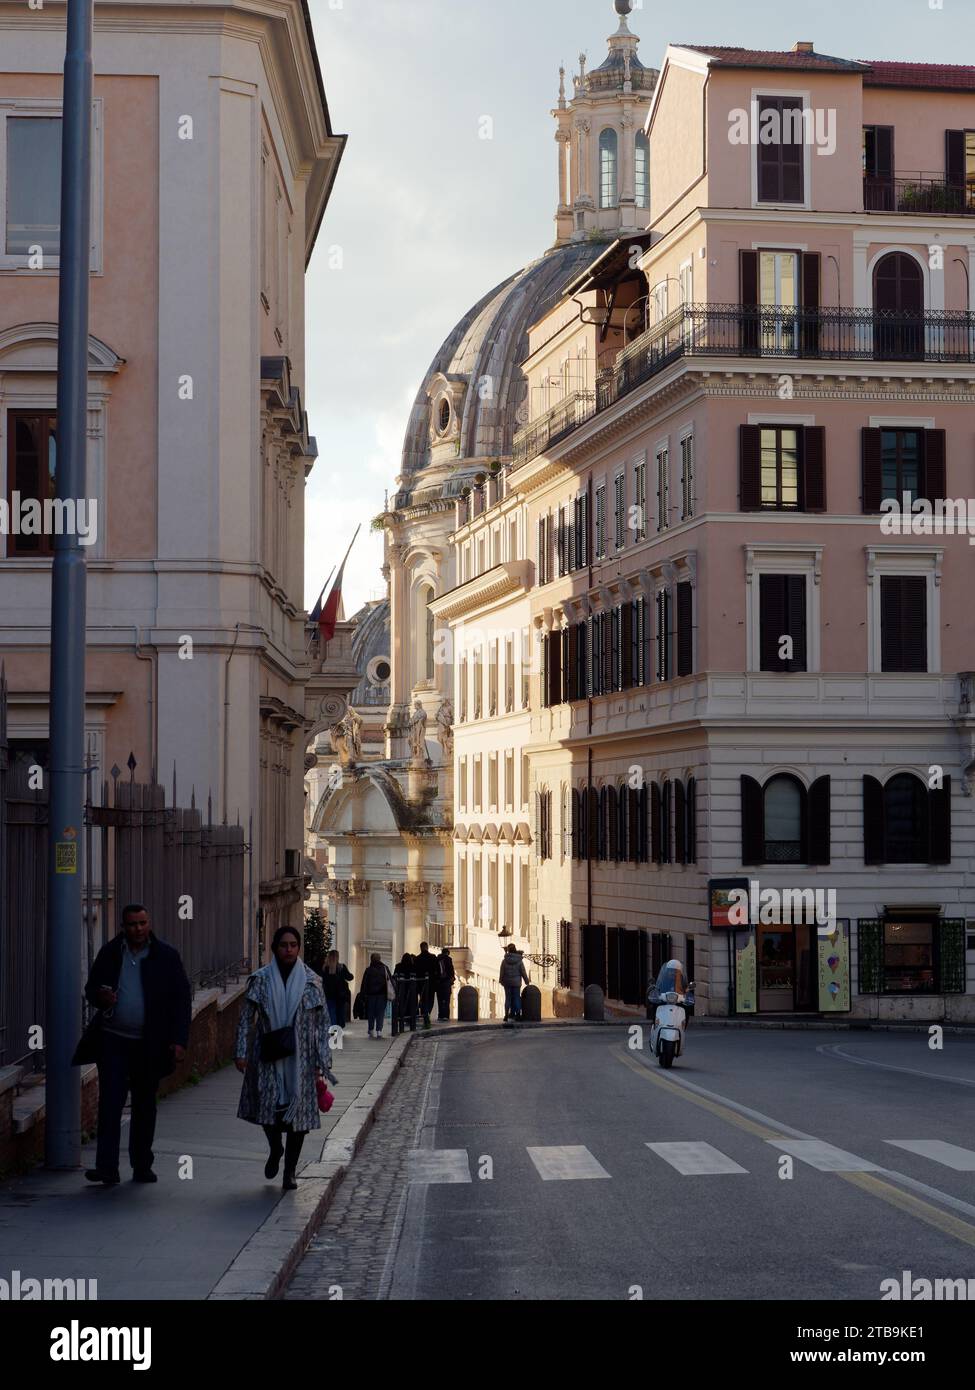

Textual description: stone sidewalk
[0,1022,410,1301]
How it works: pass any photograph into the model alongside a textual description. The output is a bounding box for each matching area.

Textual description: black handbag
[259,1008,298,1063]
[72,1010,104,1066]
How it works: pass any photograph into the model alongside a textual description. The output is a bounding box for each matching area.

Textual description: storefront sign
[709,878,750,930]
[817,919,850,1011]
[735,933,757,1013]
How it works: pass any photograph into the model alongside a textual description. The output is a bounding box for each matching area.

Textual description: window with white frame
[633,459,647,541]
[746,545,823,673]
[655,446,670,533]
[866,547,941,675]
[680,432,695,519]
[614,473,626,549]
[1,101,103,269]
[595,482,608,558]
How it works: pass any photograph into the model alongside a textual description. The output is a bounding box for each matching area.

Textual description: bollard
[520,984,542,1022]
[458,985,479,1022]
[584,983,604,1021]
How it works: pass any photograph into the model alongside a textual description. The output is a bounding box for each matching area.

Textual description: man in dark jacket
[436,948,455,1021]
[414,941,441,1028]
[76,903,191,1185]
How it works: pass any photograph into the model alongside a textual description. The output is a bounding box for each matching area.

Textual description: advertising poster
[735,933,757,1013]
[817,919,851,1012]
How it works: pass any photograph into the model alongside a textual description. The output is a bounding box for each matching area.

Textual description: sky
[303,0,972,617]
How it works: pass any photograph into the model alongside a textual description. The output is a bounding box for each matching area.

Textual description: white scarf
[263,957,306,1123]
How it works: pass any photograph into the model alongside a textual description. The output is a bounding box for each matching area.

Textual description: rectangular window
[522,753,530,809]
[756,96,805,203]
[474,652,483,719]
[6,411,57,556]
[655,590,672,682]
[489,754,498,810]
[676,581,694,677]
[759,574,807,672]
[880,575,928,673]
[655,448,669,532]
[595,484,607,558]
[614,473,626,549]
[634,460,647,540]
[459,657,468,722]
[5,115,62,256]
[521,628,531,708]
[680,434,694,520]
[881,430,921,502]
[504,751,514,811]
[489,641,499,716]
[458,757,468,812]
[473,756,483,811]
[760,426,801,510]
[505,637,514,712]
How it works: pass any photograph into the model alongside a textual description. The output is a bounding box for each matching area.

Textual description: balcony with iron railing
[425,916,469,951]
[512,302,975,470]
[864,173,975,215]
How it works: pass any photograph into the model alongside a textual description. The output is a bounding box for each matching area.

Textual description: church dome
[348,597,391,708]
[396,238,611,505]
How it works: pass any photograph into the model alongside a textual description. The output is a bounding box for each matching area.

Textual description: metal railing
[864,173,975,215]
[425,918,469,950]
[513,303,975,469]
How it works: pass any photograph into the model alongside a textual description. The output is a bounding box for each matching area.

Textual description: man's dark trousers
[95,1032,159,1174]
[436,982,452,1020]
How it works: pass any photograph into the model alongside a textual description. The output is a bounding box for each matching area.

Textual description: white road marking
[527,1145,611,1180]
[886,1141,975,1171]
[768,1139,880,1172]
[817,1043,975,1089]
[407,1149,472,1184]
[646,1142,748,1175]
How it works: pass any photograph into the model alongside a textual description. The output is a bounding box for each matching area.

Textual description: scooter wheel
[658,1039,676,1069]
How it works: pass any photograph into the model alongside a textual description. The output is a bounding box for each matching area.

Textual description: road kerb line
[838,1171,975,1250]
[615,1048,784,1142]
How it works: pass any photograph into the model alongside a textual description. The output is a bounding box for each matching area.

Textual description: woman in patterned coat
[235,926,336,1190]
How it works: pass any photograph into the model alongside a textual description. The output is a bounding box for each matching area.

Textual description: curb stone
[206,1032,413,1301]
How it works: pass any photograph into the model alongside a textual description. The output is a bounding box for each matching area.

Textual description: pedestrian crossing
[406,1139,975,1183]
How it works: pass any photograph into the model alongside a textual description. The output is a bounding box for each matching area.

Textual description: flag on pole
[308,567,335,628]
[319,526,361,644]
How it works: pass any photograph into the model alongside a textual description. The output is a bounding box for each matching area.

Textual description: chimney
[794,41,814,54]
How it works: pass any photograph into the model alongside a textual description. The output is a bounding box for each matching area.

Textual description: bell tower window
[599,128,619,208]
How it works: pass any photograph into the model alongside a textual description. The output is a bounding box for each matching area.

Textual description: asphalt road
[381,1026,975,1301]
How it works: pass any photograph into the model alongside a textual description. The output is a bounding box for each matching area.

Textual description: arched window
[599,128,619,208]
[763,775,804,863]
[883,773,928,862]
[873,252,924,360]
[635,132,650,208]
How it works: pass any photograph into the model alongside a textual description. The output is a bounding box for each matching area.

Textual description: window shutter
[541,633,550,708]
[676,581,693,677]
[661,780,672,864]
[807,775,831,865]
[740,424,762,509]
[611,606,621,691]
[875,126,894,179]
[857,919,884,994]
[881,575,927,673]
[923,428,946,504]
[587,787,599,860]
[803,426,826,512]
[674,780,686,864]
[801,253,821,354]
[638,784,649,863]
[946,129,966,187]
[863,775,885,865]
[861,428,883,512]
[567,625,579,702]
[686,777,697,864]
[537,518,545,582]
[628,786,640,861]
[620,603,633,688]
[602,608,613,692]
[650,782,661,864]
[571,789,579,860]
[759,575,786,671]
[929,775,951,864]
[786,575,807,672]
[939,919,966,993]
[740,250,759,353]
[741,775,764,865]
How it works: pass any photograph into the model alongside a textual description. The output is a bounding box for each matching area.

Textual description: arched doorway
[873,252,924,360]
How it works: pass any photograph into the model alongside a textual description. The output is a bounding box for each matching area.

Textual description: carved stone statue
[329,706,362,768]
[345,706,363,764]
[408,700,429,765]
[435,698,454,761]
[329,720,351,765]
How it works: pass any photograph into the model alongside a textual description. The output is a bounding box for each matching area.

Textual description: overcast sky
[303,0,971,617]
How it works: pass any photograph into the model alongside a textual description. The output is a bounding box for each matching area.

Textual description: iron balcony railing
[864,173,975,215]
[513,303,975,469]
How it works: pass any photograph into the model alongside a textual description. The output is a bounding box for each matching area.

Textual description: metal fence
[0,672,249,1069]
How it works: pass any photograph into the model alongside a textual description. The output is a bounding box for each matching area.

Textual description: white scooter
[647,958,694,1069]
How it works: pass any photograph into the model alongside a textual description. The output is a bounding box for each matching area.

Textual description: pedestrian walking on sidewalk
[414,941,440,1028]
[361,953,392,1038]
[436,947,455,1021]
[321,950,353,1028]
[73,903,192,1186]
[499,943,529,1022]
[235,926,336,1191]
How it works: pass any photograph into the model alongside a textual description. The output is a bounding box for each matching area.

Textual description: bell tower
[553,0,658,246]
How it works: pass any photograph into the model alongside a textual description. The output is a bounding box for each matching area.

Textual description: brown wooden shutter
[861,428,883,512]
[923,428,946,504]
[803,426,826,512]
[686,777,697,864]
[929,775,952,864]
[674,780,686,864]
[740,424,762,510]
[946,129,966,186]
[620,602,633,688]
[786,575,807,671]
[650,781,661,864]
[807,775,831,865]
[740,251,759,353]
[863,775,885,865]
[628,786,640,861]
[676,581,693,677]
[875,126,894,178]
[801,253,821,354]
[741,775,764,865]
[759,575,786,671]
[881,575,927,673]
[661,780,672,863]
[587,787,599,860]
[567,625,579,702]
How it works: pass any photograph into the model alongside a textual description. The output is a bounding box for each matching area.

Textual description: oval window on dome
[367,655,391,687]
[438,399,451,434]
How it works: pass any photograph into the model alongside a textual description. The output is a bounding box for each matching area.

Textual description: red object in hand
[316,1077,334,1112]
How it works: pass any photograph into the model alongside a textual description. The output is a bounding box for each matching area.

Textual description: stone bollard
[520,985,542,1022]
[458,985,479,1022]
[584,984,604,1021]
